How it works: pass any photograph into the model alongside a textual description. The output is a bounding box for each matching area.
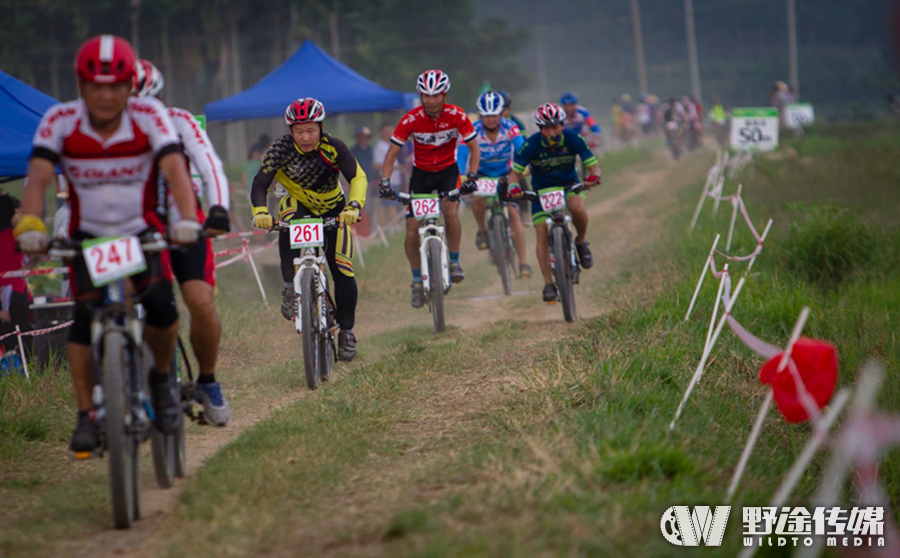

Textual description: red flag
[758,337,838,423]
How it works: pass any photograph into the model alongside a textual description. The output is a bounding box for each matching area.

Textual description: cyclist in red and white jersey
[14,35,201,452]
[379,69,480,308]
[133,58,231,426]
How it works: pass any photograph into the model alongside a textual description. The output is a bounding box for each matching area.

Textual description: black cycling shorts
[406,165,460,218]
[68,229,178,345]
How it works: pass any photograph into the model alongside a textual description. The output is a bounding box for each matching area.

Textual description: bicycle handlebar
[269,216,340,232]
[519,182,588,202]
[381,188,467,204]
[48,231,169,260]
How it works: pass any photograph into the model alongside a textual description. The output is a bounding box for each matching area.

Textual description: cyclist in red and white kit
[14,35,201,452]
[379,69,480,308]
[132,59,231,426]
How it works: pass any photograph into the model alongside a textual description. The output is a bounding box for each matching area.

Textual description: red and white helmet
[75,35,136,84]
[133,59,165,98]
[416,69,451,95]
[534,102,567,127]
[284,97,326,126]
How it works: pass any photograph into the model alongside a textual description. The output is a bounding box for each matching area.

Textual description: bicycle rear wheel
[103,330,138,528]
[490,214,513,296]
[299,268,321,390]
[427,240,445,333]
[551,226,577,322]
[150,342,185,488]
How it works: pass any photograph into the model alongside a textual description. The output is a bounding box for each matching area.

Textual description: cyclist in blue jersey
[458,91,532,278]
[560,91,601,150]
[507,102,601,303]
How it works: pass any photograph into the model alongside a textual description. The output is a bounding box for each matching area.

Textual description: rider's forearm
[159,152,199,221]
[21,157,55,218]
[466,139,480,177]
[508,169,522,186]
[347,162,367,209]
[586,164,602,179]
[381,144,401,181]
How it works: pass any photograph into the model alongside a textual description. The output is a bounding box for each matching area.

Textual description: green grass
[2,129,896,556]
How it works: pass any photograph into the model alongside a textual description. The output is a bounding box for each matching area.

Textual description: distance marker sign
[785,103,814,129]
[730,108,779,152]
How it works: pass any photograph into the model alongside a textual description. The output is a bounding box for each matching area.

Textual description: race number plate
[411,194,441,221]
[474,178,499,197]
[290,218,325,248]
[538,188,566,213]
[83,236,147,287]
[730,108,779,152]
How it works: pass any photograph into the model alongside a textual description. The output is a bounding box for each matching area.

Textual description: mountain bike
[384,188,466,333]
[474,177,517,295]
[50,231,181,529]
[275,217,339,390]
[666,120,684,160]
[522,182,590,323]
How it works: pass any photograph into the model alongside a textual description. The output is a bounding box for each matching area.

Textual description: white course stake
[738,388,851,558]
[725,184,743,252]
[746,219,773,272]
[684,234,720,321]
[670,276,746,431]
[690,171,715,231]
[15,325,30,380]
[244,241,269,306]
[712,176,724,215]
[725,306,810,502]
[704,264,729,352]
[795,362,885,558]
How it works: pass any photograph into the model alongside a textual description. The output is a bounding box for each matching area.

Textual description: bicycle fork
[292,253,329,334]
[419,225,449,295]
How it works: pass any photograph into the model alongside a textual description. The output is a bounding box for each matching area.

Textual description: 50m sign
[730,108,779,152]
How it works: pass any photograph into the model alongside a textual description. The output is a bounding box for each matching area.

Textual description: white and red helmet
[75,35,136,84]
[284,97,326,126]
[416,69,451,95]
[133,59,165,98]
[534,102,567,127]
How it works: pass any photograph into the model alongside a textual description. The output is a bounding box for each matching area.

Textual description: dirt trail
[53,147,713,558]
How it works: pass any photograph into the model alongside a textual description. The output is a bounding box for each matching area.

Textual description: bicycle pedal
[72,448,102,460]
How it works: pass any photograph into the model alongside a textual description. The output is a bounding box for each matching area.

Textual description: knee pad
[67,300,95,345]
[142,281,179,329]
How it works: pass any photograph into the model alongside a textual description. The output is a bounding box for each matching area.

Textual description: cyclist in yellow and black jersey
[250,97,366,360]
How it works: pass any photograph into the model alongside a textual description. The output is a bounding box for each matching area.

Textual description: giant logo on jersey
[412,129,458,147]
[68,160,148,181]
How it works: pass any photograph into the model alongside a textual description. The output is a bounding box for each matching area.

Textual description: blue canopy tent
[0,70,58,177]
[205,40,416,122]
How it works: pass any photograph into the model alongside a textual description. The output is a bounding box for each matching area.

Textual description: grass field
[1,129,898,557]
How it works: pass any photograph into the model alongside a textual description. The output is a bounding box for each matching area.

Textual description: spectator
[372,122,401,227]
[0,194,33,357]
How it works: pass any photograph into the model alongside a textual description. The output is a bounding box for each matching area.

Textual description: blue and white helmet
[417,69,451,95]
[560,91,579,105]
[476,90,504,116]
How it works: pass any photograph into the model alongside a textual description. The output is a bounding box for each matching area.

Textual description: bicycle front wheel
[551,226,577,322]
[490,214,513,296]
[103,330,139,528]
[317,285,334,382]
[427,240,445,333]
[299,268,321,390]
